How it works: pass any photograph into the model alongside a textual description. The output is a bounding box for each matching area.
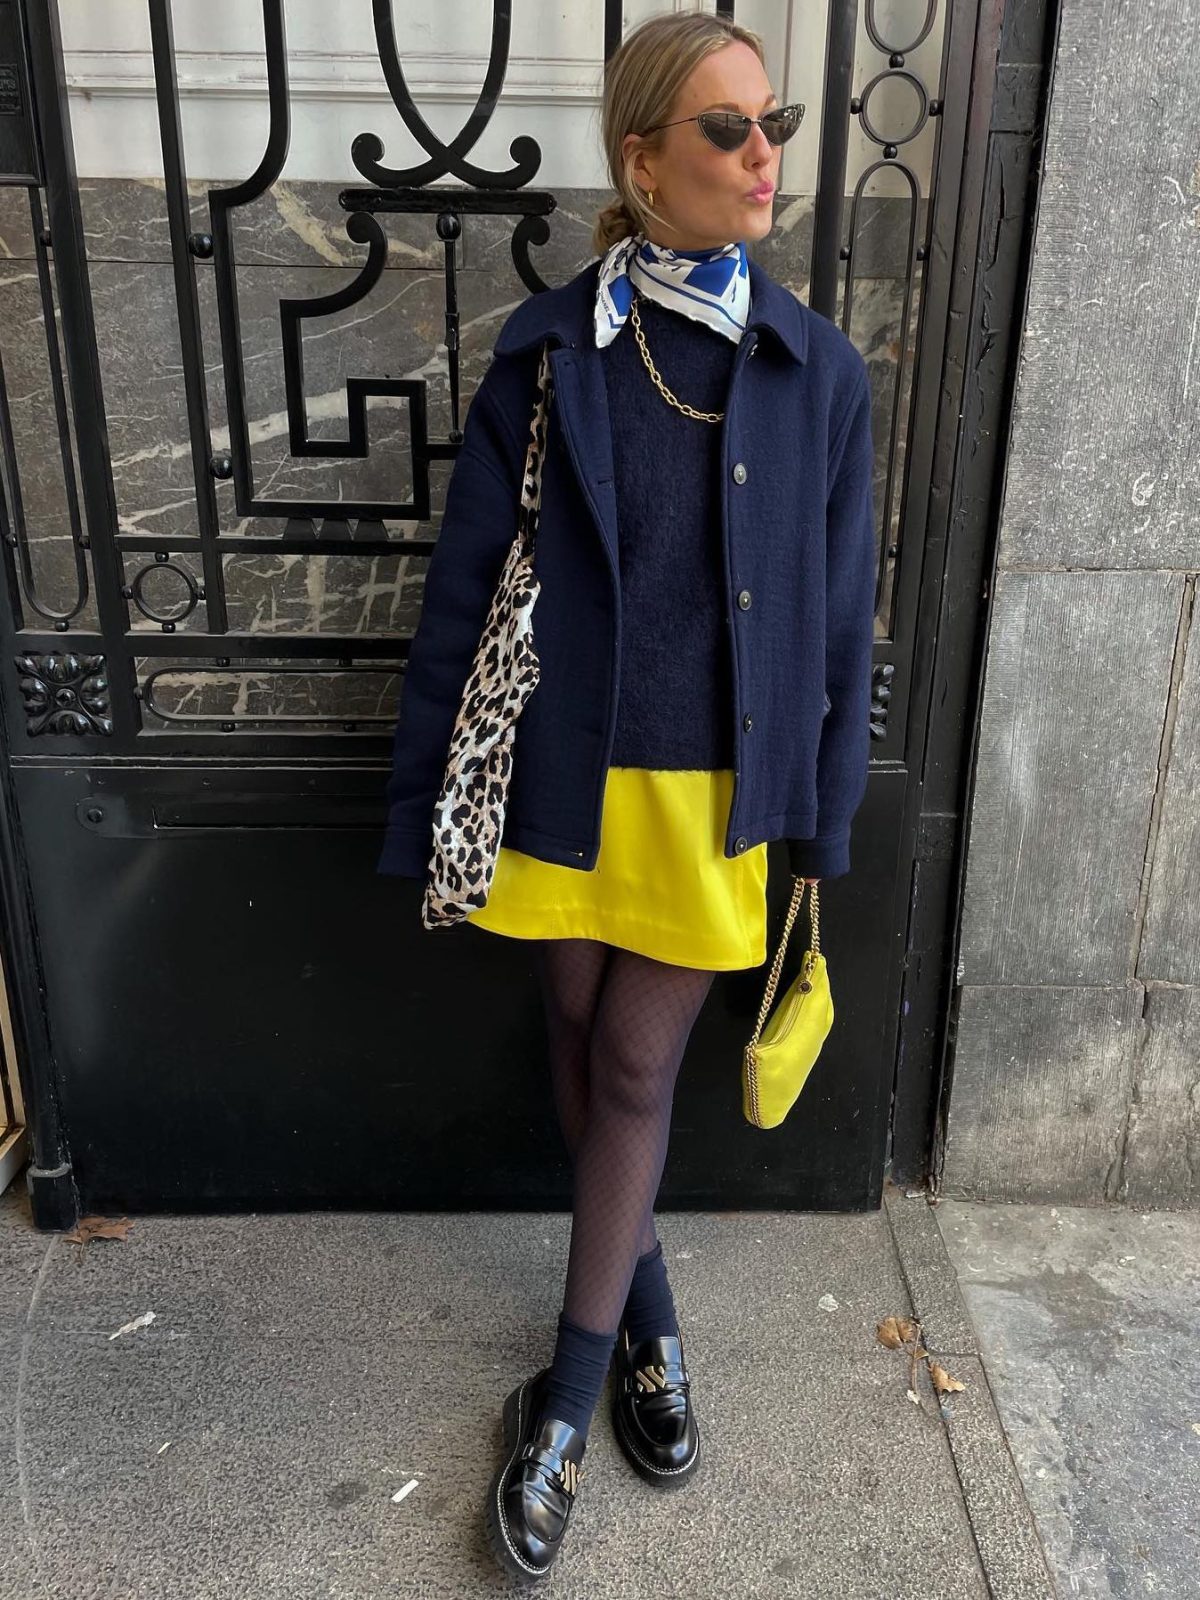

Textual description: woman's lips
[746,185,775,201]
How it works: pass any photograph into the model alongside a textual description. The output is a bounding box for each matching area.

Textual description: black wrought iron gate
[0,0,1020,1227]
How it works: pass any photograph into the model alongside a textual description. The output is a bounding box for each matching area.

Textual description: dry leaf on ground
[929,1363,967,1395]
[876,1315,922,1349]
[62,1215,136,1261]
[63,1215,135,1246]
[877,1313,967,1407]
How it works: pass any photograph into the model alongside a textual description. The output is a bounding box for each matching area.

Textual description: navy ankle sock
[622,1239,680,1344]
[537,1311,618,1438]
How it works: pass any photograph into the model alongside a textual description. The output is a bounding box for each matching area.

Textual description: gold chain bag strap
[741,877,835,1129]
[420,343,553,930]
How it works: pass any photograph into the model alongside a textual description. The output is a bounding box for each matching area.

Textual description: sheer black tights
[533,938,716,1337]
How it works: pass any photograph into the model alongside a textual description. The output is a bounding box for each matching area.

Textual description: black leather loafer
[610,1321,700,1487]
[484,1368,588,1583]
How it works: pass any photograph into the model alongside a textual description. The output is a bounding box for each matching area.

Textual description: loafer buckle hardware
[520,1440,585,1496]
[635,1361,669,1394]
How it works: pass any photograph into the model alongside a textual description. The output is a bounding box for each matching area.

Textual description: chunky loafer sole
[610,1324,701,1489]
[484,1369,587,1584]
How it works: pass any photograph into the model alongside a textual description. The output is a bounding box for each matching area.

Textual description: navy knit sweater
[600,294,737,769]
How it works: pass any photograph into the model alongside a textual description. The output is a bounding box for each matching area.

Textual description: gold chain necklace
[629,293,724,424]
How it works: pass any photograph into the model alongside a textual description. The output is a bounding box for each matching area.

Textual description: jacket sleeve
[376,352,527,877]
[787,365,877,880]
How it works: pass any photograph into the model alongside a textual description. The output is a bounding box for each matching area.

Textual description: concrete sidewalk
[0,1181,1055,1599]
[937,1199,1200,1600]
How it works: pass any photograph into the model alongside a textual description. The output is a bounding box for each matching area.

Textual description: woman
[377,10,877,1583]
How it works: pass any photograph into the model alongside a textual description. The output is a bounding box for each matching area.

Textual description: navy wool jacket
[377,252,876,882]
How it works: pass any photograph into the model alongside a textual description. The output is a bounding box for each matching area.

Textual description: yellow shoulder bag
[741,877,834,1129]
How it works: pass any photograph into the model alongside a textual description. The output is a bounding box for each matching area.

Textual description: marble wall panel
[992,0,1200,571]
[0,179,460,271]
[941,984,1143,1202]
[947,0,1200,1200]
[957,569,1181,987]
[0,180,922,277]
[0,179,919,728]
[1139,592,1200,985]
[137,657,405,730]
[1120,983,1200,1206]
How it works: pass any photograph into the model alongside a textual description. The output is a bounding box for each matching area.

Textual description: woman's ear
[622,135,654,199]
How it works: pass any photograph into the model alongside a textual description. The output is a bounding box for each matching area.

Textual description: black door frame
[886,0,1060,1184]
[0,0,1048,1226]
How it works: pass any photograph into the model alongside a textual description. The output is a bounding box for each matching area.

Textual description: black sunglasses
[641,102,805,153]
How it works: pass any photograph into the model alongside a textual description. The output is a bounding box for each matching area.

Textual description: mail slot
[75,792,386,836]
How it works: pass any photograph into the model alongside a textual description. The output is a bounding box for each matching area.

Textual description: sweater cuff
[376,828,432,880]
[786,828,851,880]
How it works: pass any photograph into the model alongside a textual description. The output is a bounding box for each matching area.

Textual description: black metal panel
[890,0,1061,1184]
[15,762,903,1212]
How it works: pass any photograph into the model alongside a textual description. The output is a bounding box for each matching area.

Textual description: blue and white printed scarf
[594,231,750,349]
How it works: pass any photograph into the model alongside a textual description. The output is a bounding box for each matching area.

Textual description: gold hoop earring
[647,189,654,208]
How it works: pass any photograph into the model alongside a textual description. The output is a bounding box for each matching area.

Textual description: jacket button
[743,713,753,732]
[737,589,752,610]
[732,461,747,484]
[734,835,748,853]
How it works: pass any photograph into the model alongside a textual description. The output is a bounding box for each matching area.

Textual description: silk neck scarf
[594,230,750,349]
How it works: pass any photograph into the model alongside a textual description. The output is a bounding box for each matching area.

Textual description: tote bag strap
[516,341,554,559]
[746,878,821,1050]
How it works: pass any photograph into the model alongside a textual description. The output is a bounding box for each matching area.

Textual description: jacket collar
[493,251,808,364]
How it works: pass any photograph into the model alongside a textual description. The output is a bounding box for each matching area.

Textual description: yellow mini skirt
[464,766,769,971]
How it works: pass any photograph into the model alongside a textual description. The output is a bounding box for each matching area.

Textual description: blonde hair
[593,10,766,257]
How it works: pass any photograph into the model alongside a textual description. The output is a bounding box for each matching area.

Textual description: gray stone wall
[942,0,1200,1202]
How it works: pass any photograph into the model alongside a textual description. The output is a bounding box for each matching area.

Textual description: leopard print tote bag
[420,343,553,929]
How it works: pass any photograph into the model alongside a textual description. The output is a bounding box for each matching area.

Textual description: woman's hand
[798,876,820,886]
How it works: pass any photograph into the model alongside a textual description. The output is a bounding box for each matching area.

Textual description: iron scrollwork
[15,1,930,745]
[277,213,429,492]
[352,0,541,190]
[843,0,943,627]
[871,662,894,741]
[16,652,113,736]
[196,0,555,529]
[122,556,201,631]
